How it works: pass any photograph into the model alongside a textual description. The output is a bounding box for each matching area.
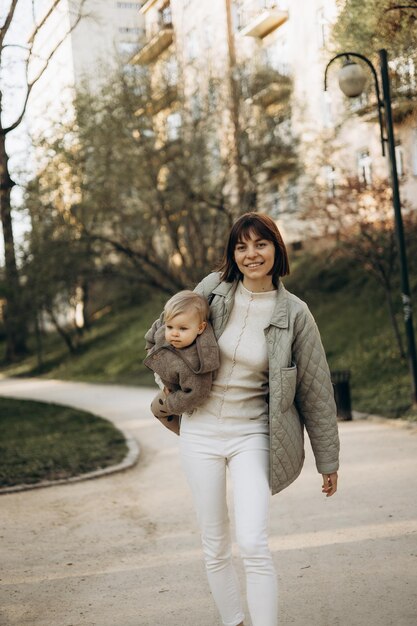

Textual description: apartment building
[27,0,144,135]
[131,1,417,241]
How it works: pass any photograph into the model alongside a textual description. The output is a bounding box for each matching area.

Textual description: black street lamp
[324,48,417,408]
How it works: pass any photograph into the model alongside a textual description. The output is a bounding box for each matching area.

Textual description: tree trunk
[0,132,28,361]
[225,0,245,214]
[34,312,44,371]
[47,307,78,355]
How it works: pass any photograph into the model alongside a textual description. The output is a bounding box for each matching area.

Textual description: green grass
[1,250,416,418]
[284,252,415,417]
[0,293,166,386]
[0,397,128,488]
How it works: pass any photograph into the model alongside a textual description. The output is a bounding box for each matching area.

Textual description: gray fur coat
[144,322,219,417]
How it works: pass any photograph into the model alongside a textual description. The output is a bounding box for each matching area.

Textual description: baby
[144,290,219,435]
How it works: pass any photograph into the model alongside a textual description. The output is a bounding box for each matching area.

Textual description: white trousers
[179,426,278,626]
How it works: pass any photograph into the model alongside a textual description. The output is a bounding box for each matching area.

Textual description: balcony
[153,84,178,113]
[131,7,173,64]
[140,0,159,11]
[134,83,177,118]
[249,66,292,109]
[238,2,288,38]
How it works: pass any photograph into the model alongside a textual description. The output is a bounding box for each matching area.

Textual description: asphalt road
[0,378,416,626]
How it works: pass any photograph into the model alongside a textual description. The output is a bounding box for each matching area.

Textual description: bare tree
[0,0,88,361]
[304,171,415,359]
[25,60,298,303]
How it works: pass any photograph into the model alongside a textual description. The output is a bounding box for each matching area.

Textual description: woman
[149,213,339,626]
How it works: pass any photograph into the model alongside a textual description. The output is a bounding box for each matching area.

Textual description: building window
[324,165,337,197]
[208,78,218,111]
[350,90,369,113]
[231,3,240,31]
[118,27,141,34]
[317,7,330,48]
[322,91,333,127]
[164,56,178,86]
[118,41,140,56]
[264,27,290,75]
[190,93,201,120]
[203,14,214,49]
[285,180,298,213]
[291,241,303,252]
[166,112,181,141]
[390,56,416,96]
[357,150,372,186]
[270,184,281,219]
[395,144,405,178]
[185,28,199,61]
[412,129,417,176]
[117,2,140,8]
[159,4,173,27]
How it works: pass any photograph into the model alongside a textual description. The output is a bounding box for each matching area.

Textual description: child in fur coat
[144,290,219,434]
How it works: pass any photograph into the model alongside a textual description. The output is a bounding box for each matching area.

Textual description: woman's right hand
[321,472,338,497]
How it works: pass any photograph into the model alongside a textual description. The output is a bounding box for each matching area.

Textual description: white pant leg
[228,433,278,626]
[179,433,245,626]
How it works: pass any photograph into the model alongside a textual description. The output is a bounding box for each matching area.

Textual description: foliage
[24,61,298,306]
[303,170,417,359]
[285,250,416,417]
[333,0,417,57]
[0,1,88,361]
[0,291,166,385]
[0,397,127,488]
[2,245,417,418]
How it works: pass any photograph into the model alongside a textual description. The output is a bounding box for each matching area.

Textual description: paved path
[0,378,416,626]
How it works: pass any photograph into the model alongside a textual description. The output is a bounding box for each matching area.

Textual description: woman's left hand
[321,472,338,497]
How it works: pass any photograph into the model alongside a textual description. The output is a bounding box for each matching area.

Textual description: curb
[352,410,417,430]
[0,430,141,497]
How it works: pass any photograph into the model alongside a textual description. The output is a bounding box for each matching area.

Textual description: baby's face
[165,310,206,349]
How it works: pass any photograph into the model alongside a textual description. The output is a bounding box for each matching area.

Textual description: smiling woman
[145,212,340,626]
[234,236,276,292]
[0,397,128,489]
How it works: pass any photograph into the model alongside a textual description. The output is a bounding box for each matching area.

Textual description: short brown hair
[218,212,290,287]
[164,290,209,323]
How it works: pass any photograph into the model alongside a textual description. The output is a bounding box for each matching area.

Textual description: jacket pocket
[280,365,297,412]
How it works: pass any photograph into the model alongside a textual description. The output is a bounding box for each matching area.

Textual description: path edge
[0,431,140,496]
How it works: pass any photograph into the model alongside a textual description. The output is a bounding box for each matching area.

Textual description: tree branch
[2,43,30,51]
[27,0,63,44]
[0,0,19,48]
[3,0,88,135]
[385,4,417,13]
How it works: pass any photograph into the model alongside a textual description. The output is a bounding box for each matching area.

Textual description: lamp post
[324,49,417,407]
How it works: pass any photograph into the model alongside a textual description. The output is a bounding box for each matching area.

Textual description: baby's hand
[163,387,170,396]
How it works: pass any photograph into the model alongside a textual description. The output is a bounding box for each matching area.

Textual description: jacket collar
[212,280,238,299]
[269,281,289,329]
[213,279,289,329]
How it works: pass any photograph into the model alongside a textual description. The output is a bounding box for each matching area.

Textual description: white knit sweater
[190,281,277,424]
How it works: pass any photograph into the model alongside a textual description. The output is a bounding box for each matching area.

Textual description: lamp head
[338,57,367,98]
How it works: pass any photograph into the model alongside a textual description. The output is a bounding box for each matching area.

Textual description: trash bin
[331,370,352,421]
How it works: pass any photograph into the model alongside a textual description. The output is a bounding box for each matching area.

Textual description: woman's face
[234,230,276,286]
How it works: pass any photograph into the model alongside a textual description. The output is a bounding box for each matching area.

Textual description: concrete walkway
[0,378,416,626]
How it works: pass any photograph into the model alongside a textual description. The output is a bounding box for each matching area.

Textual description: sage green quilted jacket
[194,272,340,496]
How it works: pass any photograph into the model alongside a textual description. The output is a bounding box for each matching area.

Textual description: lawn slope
[1,253,415,417]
